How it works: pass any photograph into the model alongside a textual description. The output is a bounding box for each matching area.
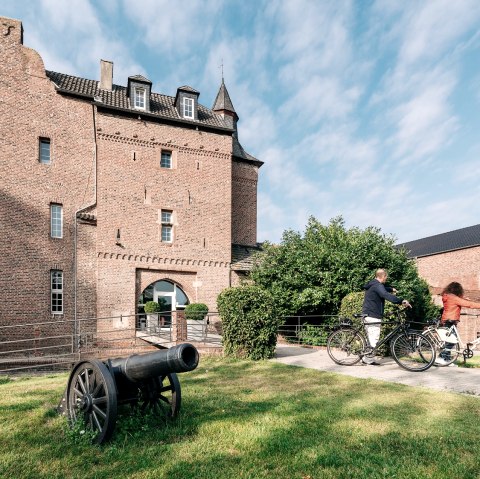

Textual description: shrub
[297,323,329,346]
[144,301,161,314]
[217,285,281,360]
[251,216,438,321]
[339,292,364,327]
[185,303,209,321]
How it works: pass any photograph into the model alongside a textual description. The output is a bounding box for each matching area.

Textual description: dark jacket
[362,279,403,319]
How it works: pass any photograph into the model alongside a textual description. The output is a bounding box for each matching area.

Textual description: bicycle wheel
[391,332,435,372]
[422,329,460,366]
[327,328,365,365]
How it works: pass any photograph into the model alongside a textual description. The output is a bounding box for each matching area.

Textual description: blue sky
[3,0,480,244]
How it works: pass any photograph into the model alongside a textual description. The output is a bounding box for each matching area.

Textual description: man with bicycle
[362,269,411,364]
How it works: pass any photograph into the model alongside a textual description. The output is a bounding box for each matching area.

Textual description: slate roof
[231,243,263,271]
[212,79,237,116]
[177,85,199,94]
[46,71,231,131]
[398,224,480,258]
[128,74,151,83]
[232,136,263,165]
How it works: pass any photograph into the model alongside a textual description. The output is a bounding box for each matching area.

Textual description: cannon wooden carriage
[58,343,199,444]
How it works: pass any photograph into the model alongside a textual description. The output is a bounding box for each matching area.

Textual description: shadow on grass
[0,359,479,479]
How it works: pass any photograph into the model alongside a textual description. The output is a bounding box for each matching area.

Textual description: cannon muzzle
[108,342,199,383]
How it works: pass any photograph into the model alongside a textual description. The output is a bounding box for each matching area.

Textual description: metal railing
[277,315,339,347]
[277,313,480,348]
[0,312,223,374]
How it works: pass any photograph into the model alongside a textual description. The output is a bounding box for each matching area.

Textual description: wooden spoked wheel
[136,372,182,419]
[66,359,118,444]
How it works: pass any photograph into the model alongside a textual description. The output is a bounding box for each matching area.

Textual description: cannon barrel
[108,343,199,383]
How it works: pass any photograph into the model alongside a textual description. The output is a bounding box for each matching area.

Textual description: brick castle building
[0,16,262,348]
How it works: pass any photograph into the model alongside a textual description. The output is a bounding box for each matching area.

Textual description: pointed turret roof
[212,79,238,119]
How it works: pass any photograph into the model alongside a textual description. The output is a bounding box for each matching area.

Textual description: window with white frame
[183,97,193,119]
[161,210,173,242]
[134,87,146,109]
[39,138,51,164]
[50,204,63,238]
[51,270,63,314]
[160,150,172,168]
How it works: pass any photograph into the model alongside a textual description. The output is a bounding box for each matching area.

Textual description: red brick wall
[0,17,95,351]
[0,16,259,351]
[415,246,480,343]
[232,160,259,246]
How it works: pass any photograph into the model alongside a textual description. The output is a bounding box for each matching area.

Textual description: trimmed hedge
[144,301,161,314]
[185,303,209,321]
[217,285,281,360]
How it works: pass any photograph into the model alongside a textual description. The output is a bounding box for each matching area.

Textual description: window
[161,210,173,242]
[51,270,63,314]
[50,204,63,238]
[160,150,172,168]
[137,280,189,326]
[134,87,146,109]
[39,138,51,164]
[183,97,193,118]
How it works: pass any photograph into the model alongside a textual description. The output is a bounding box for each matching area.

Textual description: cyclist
[436,282,480,365]
[362,268,411,364]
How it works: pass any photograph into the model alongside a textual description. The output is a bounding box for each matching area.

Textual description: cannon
[58,343,199,444]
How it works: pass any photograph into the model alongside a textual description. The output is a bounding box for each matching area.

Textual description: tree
[251,216,438,321]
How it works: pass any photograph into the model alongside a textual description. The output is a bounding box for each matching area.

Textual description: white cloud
[272,0,353,76]
[280,76,361,125]
[397,0,480,69]
[122,0,222,54]
[389,70,458,162]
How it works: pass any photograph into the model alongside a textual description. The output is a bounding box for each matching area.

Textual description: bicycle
[422,315,480,366]
[326,309,436,372]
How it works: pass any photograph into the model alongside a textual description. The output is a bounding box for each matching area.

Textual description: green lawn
[0,357,479,479]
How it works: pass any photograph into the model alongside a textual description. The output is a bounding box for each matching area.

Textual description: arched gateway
[138,280,189,326]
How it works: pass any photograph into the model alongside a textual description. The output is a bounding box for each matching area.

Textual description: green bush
[185,303,209,321]
[251,216,438,321]
[339,292,364,327]
[217,285,281,360]
[297,323,330,346]
[144,301,161,314]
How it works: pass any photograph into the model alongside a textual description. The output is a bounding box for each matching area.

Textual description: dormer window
[183,97,194,119]
[134,87,146,110]
[128,75,152,112]
[174,86,199,120]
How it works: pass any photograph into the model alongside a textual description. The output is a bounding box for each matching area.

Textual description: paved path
[273,345,480,397]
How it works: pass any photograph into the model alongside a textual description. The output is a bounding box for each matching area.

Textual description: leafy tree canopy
[251,216,438,321]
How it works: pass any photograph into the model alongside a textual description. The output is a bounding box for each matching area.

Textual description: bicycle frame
[424,320,480,360]
[327,310,436,371]
[346,317,416,357]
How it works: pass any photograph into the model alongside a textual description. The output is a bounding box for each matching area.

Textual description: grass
[0,358,479,479]
[458,354,480,368]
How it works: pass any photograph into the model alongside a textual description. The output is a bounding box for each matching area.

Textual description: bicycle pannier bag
[437,327,458,343]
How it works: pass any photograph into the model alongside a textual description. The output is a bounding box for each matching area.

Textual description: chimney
[99,59,113,91]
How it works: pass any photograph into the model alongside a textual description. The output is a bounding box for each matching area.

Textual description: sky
[3,0,480,244]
